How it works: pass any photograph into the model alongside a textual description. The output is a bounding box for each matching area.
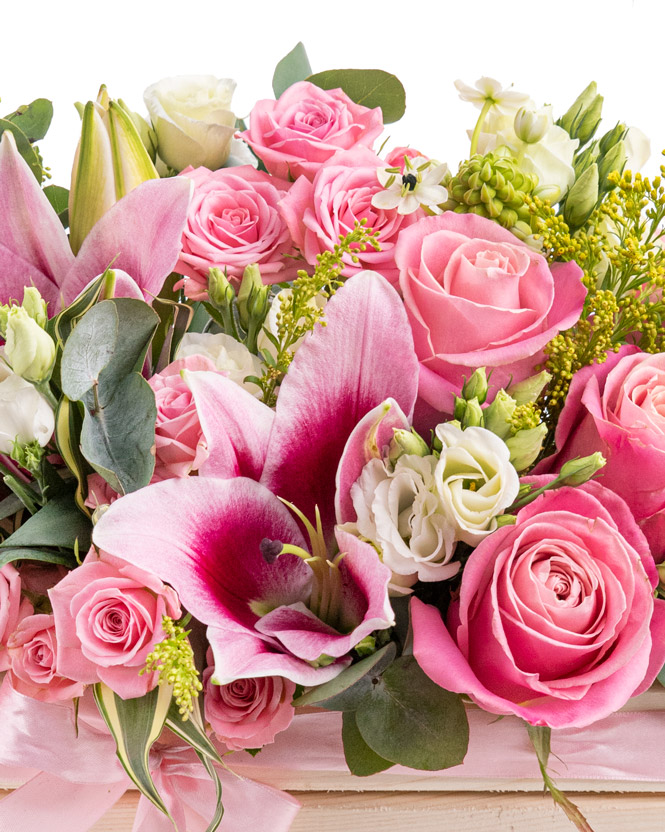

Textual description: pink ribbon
[0,684,301,832]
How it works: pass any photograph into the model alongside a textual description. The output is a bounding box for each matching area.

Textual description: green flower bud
[5,307,56,383]
[0,305,9,339]
[494,514,517,527]
[483,389,516,440]
[118,98,158,162]
[388,428,429,465]
[506,370,552,405]
[558,82,598,133]
[21,287,48,329]
[558,83,603,145]
[598,122,627,156]
[207,267,235,310]
[563,163,599,229]
[505,423,547,472]
[514,108,549,144]
[598,140,626,189]
[453,395,467,422]
[573,142,600,177]
[237,263,267,330]
[461,397,484,429]
[462,368,489,405]
[558,452,606,486]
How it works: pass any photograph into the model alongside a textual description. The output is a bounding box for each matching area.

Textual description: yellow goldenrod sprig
[141,615,202,720]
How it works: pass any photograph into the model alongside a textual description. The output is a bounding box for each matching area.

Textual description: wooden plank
[70,790,665,832]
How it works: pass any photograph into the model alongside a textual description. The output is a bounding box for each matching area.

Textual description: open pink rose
[384,146,429,169]
[203,649,295,751]
[149,354,218,481]
[412,480,665,729]
[395,213,586,419]
[240,82,383,181]
[0,563,30,672]
[49,549,181,699]
[7,614,84,702]
[175,166,300,299]
[536,346,665,560]
[280,148,423,287]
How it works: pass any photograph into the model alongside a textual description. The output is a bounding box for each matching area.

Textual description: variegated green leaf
[54,396,90,515]
[94,682,173,820]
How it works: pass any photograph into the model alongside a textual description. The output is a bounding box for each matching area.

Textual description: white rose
[347,454,458,589]
[176,333,263,397]
[0,362,54,454]
[435,424,519,545]
[144,75,237,172]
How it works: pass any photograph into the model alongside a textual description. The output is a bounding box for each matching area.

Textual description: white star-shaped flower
[454,77,530,115]
[371,156,449,215]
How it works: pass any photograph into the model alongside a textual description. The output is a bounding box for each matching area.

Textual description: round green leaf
[306,69,406,123]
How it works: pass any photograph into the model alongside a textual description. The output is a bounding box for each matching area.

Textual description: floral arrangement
[0,41,663,832]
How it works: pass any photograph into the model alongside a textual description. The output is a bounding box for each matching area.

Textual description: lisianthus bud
[207,267,235,310]
[558,452,606,486]
[559,82,603,145]
[564,163,599,229]
[237,264,268,331]
[461,368,489,404]
[21,288,48,330]
[598,140,626,187]
[514,108,549,144]
[483,389,516,439]
[505,423,547,472]
[460,397,484,429]
[598,122,626,156]
[506,370,551,405]
[5,308,56,383]
[388,428,429,465]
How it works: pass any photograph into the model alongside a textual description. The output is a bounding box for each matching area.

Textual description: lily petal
[60,176,192,306]
[261,271,419,539]
[185,369,274,480]
[0,131,74,306]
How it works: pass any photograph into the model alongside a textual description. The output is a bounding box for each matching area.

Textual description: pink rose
[280,148,423,287]
[7,614,84,702]
[240,82,383,181]
[148,354,217,481]
[384,146,428,169]
[412,480,665,729]
[175,166,300,299]
[49,549,181,699]
[84,473,120,510]
[536,346,665,560]
[203,649,295,751]
[395,213,586,417]
[0,563,30,672]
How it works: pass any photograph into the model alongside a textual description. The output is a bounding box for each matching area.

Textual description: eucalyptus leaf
[0,492,91,551]
[61,300,119,401]
[43,184,69,228]
[52,271,108,346]
[0,118,43,180]
[342,712,393,777]
[94,682,173,821]
[96,298,159,394]
[293,642,396,710]
[355,655,468,771]
[0,546,77,568]
[80,373,156,495]
[272,42,312,98]
[152,297,193,373]
[4,98,53,141]
[306,69,406,123]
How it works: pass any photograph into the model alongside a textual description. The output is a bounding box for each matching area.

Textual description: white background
[2,0,664,186]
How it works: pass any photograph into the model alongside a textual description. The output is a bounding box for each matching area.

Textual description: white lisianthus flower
[624,127,650,172]
[454,77,530,115]
[371,156,449,215]
[346,454,458,590]
[144,75,237,172]
[176,333,263,397]
[476,106,578,202]
[0,361,54,454]
[435,424,519,545]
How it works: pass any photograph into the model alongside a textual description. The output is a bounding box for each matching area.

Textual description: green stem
[469,99,494,157]
[34,381,59,410]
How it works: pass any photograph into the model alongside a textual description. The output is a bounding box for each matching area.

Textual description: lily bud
[21,287,48,329]
[506,370,551,405]
[505,423,547,472]
[207,267,235,310]
[564,163,599,229]
[388,428,429,465]
[69,86,159,254]
[5,307,56,383]
[483,389,516,440]
[461,368,489,405]
[514,108,549,144]
[558,452,606,486]
[118,98,158,162]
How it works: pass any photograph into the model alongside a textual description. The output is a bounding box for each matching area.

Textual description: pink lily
[0,131,191,310]
[94,272,420,683]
